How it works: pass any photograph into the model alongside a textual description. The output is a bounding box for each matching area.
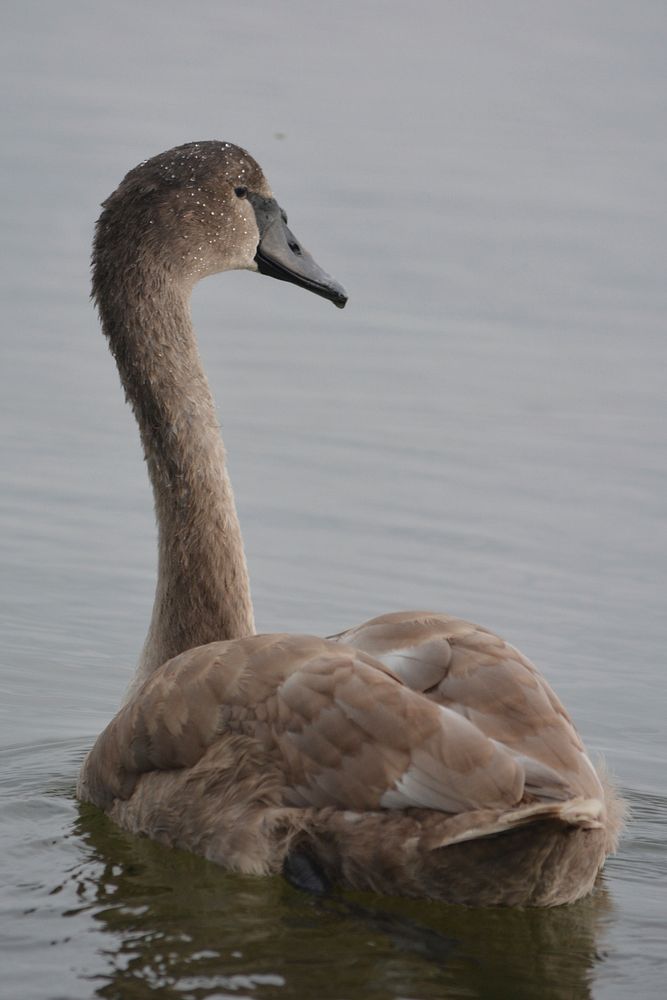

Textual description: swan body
[78,141,622,906]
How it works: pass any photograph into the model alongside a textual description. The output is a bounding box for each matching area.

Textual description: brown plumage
[78,141,623,906]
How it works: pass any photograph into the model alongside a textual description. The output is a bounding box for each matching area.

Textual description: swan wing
[79,632,525,815]
[330,611,603,801]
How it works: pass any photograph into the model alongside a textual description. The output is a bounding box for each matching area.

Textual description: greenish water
[2,739,636,1000]
[2,2,666,997]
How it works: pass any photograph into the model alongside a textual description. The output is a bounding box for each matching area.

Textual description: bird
[77,141,623,906]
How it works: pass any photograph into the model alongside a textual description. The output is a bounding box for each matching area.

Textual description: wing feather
[79,632,525,816]
[331,611,602,800]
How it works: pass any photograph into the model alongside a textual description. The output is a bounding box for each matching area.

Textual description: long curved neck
[96,264,255,689]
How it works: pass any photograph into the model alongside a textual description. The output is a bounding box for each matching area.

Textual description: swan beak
[250,194,348,309]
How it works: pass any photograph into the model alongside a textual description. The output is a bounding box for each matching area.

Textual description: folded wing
[330,611,603,801]
[79,632,526,816]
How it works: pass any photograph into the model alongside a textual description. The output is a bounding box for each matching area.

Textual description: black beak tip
[332,288,348,309]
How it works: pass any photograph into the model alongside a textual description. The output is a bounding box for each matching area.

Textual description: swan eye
[234,186,248,199]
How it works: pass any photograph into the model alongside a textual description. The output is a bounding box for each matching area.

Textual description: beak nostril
[288,240,301,255]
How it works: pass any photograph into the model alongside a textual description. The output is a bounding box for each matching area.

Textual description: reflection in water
[71,802,613,1000]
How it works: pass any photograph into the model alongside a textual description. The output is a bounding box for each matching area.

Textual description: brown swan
[77,141,623,906]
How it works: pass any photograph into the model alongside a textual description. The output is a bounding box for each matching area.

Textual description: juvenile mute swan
[78,141,622,906]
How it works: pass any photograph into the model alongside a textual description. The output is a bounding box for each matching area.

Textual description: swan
[77,141,623,906]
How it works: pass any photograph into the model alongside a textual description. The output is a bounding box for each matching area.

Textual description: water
[1,2,666,997]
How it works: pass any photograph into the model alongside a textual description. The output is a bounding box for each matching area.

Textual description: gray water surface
[1,3,666,997]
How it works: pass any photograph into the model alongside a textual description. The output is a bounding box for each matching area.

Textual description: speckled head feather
[93,139,347,306]
[93,141,271,289]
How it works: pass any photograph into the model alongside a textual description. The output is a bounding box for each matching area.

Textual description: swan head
[93,140,347,308]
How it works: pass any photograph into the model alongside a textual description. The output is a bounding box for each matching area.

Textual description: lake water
[1,2,666,997]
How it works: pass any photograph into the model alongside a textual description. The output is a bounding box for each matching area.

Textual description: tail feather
[429,797,605,851]
[594,757,627,855]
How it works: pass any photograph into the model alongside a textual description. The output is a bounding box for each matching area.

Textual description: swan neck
[96,269,255,688]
